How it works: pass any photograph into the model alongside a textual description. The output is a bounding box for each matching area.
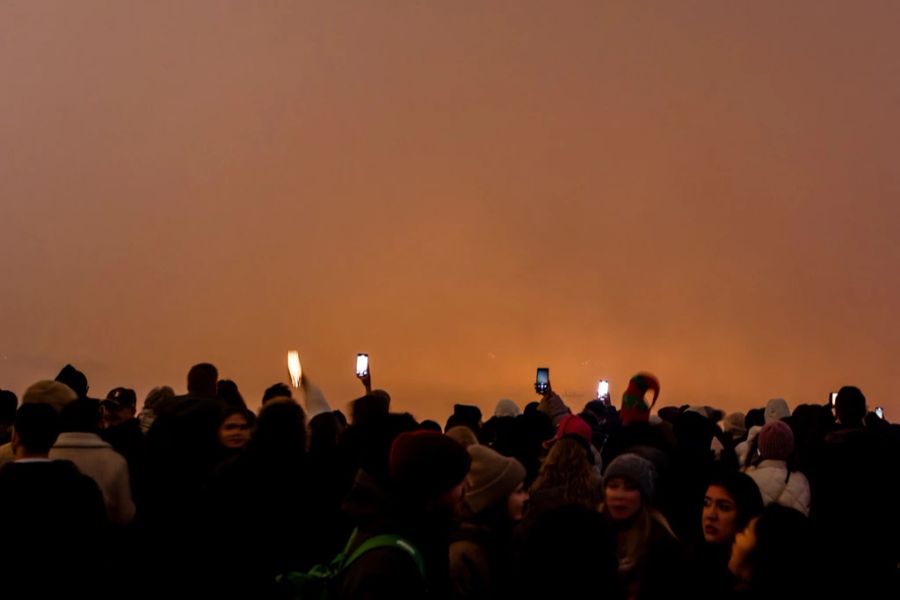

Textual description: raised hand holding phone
[597,379,611,405]
[356,353,372,393]
[535,367,550,396]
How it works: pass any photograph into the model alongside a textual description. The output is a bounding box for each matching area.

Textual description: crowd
[0,363,897,599]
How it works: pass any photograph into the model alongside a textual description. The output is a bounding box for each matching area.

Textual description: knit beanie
[463,445,526,515]
[723,412,747,440]
[756,421,794,461]
[764,398,790,424]
[603,453,657,501]
[22,380,78,413]
[493,399,521,418]
[55,364,88,399]
[673,410,717,451]
[389,431,471,501]
[620,373,660,426]
[453,404,483,426]
[446,425,479,448]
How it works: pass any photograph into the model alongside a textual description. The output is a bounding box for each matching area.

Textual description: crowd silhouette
[0,362,897,599]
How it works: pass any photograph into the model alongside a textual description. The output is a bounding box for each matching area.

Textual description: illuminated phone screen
[356,353,369,376]
[598,380,609,398]
[536,368,549,392]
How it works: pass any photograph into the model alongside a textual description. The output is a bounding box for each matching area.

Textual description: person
[0,380,77,466]
[516,504,621,599]
[449,445,528,600]
[205,399,314,597]
[528,435,601,514]
[55,363,90,399]
[0,403,107,597]
[138,385,174,434]
[101,387,139,430]
[736,398,790,465]
[814,385,900,597]
[0,389,17,445]
[142,364,230,595]
[701,472,764,547]
[100,387,147,509]
[262,382,293,404]
[656,410,736,545]
[446,404,483,438]
[600,453,686,600]
[307,410,353,560]
[743,421,810,515]
[536,390,571,428]
[145,363,227,520]
[689,471,764,600]
[215,404,254,460]
[446,425,479,448]
[216,379,248,410]
[493,399,520,418]
[727,503,816,599]
[543,413,603,472]
[50,398,136,525]
[618,373,660,427]
[338,430,471,600]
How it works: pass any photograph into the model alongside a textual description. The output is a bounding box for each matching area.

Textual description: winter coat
[745,459,810,516]
[0,459,108,597]
[735,425,762,467]
[50,432,136,524]
[449,523,516,600]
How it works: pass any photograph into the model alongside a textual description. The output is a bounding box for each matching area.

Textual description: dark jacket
[0,459,108,597]
[100,417,147,509]
[337,470,440,600]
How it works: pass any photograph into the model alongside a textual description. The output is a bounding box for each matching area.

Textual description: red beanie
[389,431,471,501]
[757,421,795,462]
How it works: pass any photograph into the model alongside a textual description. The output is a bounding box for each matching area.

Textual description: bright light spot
[287,351,302,388]
[598,379,609,397]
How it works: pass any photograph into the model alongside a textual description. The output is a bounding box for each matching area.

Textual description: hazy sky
[2,1,899,421]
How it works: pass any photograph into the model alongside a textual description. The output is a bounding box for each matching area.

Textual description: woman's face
[604,477,642,521]
[728,517,758,583]
[506,481,529,521]
[219,413,251,449]
[703,485,740,544]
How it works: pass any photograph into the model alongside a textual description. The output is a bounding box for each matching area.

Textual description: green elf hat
[620,372,660,426]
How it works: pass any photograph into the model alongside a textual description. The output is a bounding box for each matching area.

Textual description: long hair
[530,437,599,509]
[598,500,677,582]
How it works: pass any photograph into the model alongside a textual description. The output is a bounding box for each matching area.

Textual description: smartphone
[535,368,550,394]
[875,406,884,420]
[830,392,838,407]
[356,353,369,378]
[598,379,610,399]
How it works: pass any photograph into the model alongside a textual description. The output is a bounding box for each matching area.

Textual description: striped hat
[620,373,660,426]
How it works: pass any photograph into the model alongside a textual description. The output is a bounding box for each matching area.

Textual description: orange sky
[2,2,899,421]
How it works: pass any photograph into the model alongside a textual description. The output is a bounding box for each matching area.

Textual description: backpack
[277,528,425,600]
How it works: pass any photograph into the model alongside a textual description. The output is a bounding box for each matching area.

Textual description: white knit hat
[765,398,790,423]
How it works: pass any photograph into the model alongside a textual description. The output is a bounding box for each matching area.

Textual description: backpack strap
[342,533,426,578]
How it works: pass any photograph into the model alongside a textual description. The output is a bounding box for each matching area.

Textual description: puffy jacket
[746,459,810,516]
